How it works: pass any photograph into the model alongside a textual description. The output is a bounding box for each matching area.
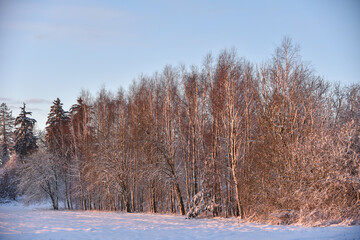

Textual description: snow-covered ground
[0,202,359,240]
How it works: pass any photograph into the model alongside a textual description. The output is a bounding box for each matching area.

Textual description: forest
[1,39,359,225]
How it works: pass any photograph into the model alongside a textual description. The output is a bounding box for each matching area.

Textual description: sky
[0,0,359,130]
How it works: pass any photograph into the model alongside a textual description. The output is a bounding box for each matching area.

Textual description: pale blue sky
[0,0,359,130]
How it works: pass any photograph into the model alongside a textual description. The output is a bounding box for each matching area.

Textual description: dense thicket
[7,39,360,225]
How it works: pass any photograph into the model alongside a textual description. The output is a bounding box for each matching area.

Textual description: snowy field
[0,202,359,240]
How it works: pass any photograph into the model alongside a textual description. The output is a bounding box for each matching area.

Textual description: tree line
[1,38,359,225]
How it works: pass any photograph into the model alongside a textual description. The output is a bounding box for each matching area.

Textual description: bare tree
[15,38,359,225]
[18,150,61,210]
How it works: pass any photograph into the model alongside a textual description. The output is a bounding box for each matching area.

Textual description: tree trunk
[174,182,185,215]
[150,180,157,213]
[232,166,244,219]
[131,176,136,212]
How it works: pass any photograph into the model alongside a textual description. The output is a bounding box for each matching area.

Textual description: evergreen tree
[14,103,38,159]
[45,98,71,155]
[0,103,14,166]
[69,97,93,157]
[70,97,86,138]
[45,98,73,208]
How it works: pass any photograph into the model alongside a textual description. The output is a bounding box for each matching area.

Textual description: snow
[0,202,359,240]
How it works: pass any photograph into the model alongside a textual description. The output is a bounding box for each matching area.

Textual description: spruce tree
[14,103,38,159]
[46,98,73,209]
[0,103,14,166]
[45,98,71,156]
[69,97,92,140]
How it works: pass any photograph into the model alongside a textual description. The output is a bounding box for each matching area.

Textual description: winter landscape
[1,201,359,240]
[1,1,360,239]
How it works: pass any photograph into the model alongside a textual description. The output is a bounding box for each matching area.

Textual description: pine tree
[0,103,14,166]
[14,103,38,159]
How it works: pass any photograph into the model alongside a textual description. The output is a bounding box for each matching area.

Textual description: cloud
[52,5,130,21]
[5,21,101,41]
[0,97,51,105]
[27,107,46,112]
[0,97,11,102]
[2,4,137,44]
[26,98,52,105]
[0,97,22,105]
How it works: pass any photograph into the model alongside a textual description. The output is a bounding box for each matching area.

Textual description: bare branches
[10,38,359,225]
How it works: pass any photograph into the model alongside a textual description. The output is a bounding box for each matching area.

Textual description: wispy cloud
[0,97,22,105]
[27,107,46,112]
[51,5,131,21]
[0,97,11,102]
[0,97,51,105]
[26,98,52,105]
[1,3,137,44]
[4,21,103,42]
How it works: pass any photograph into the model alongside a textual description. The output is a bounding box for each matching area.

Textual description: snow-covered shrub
[269,210,299,225]
[186,190,217,218]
